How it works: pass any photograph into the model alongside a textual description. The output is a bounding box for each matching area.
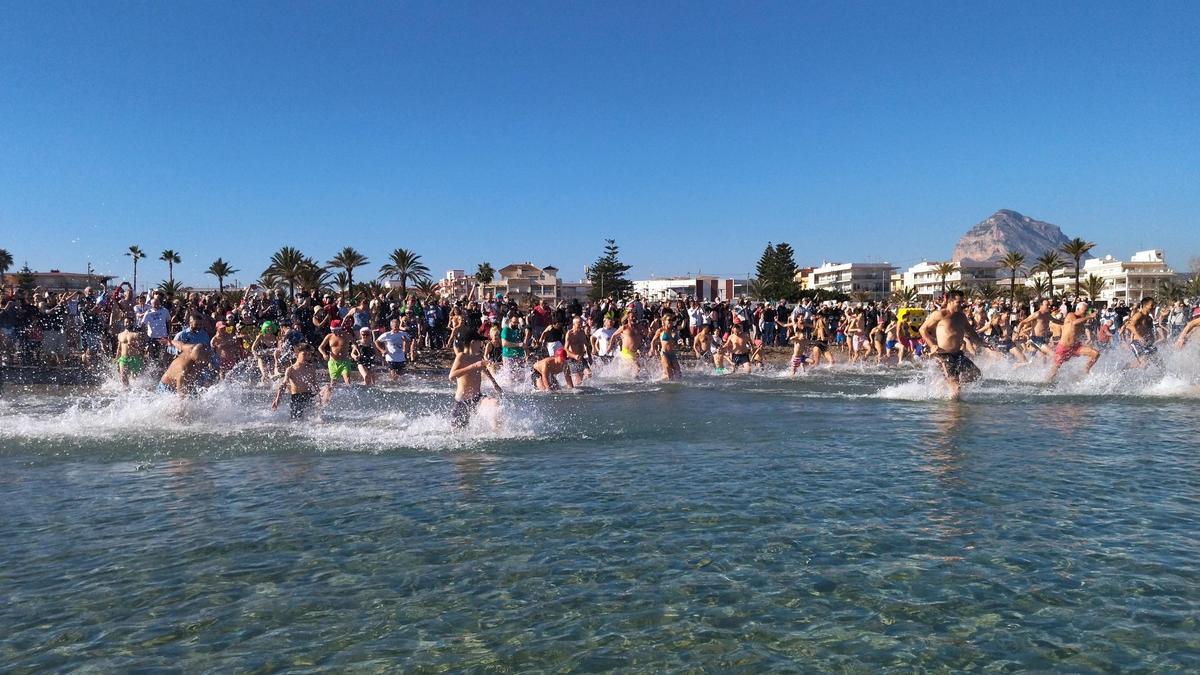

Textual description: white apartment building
[489,263,561,303]
[631,276,750,302]
[806,262,894,301]
[903,260,1001,298]
[1077,250,1179,304]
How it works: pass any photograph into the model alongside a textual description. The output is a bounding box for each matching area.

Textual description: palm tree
[1060,237,1095,297]
[0,248,12,277]
[934,262,958,297]
[1030,277,1051,300]
[1082,274,1106,300]
[160,250,182,285]
[157,279,186,297]
[333,272,351,295]
[1187,274,1200,301]
[205,258,238,293]
[296,257,331,296]
[998,250,1026,303]
[378,248,431,297]
[327,247,369,294]
[413,278,439,298]
[262,246,308,299]
[125,245,147,293]
[975,283,1000,302]
[850,290,871,305]
[476,262,496,285]
[1032,250,1065,299]
[891,286,919,306]
[1157,281,1185,304]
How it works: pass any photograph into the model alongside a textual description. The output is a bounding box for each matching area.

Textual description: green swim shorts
[328,358,354,379]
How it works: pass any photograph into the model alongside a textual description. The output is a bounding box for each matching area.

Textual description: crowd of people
[3,281,1200,418]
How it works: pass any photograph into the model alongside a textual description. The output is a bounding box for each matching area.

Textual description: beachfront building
[631,276,751,302]
[793,267,814,291]
[806,262,894,301]
[489,263,561,304]
[902,260,1001,299]
[1072,250,1179,304]
[1,269,114,293]
[559,280,593,303]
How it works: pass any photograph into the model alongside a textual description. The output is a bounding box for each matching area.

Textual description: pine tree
[753,242,800,301]
[587,239,633,300]
[17,262,35,291]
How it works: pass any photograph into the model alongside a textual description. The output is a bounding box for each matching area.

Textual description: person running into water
[1121,298,1160,368]
[918,291,986,400]
[1176,312,1200,348]
[210,321,244,379]
[115,317,147,388]
[1046,301,1101,382]
[655,309,682,380]
[611,316,641,377]
[351,326,379,386]
[159,341,217,398]
[788,333,813,375]
[448,331,503,429]
[318,319,354,400]
[1017,299,1056,359]
[591,317,618,365]
[530,348,574,391]
[719,323,753,374]
[250,321,280,384]
[271,342,322,421]
[564,316,593,382]
[375,319,412,383]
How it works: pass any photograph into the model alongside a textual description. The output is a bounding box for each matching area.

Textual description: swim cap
[261,321,278,334]
[554,348,567,359]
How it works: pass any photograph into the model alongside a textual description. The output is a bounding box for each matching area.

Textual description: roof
[498,262,543,274]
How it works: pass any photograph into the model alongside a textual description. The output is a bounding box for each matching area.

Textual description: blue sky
[1,1,1197,286]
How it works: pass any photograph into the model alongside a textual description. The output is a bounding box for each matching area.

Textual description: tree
[1187,274,1200,300]
[378,248,431,297]
[327,247,369,295]
[476,262,495,285]
[262,246,308,299]
[753,242,800,301]
[1082,274,1106,300]
[587,239,633,301]
[16,262,35,291]
[206,257,238,293]
[333,272,351,294]
[125,245,146,294]
[998,250,1026,304]
[1157,281,1185,304]
[157,279,186,297]
[975,283,1000,302]
[1060,237,1095,296]
[1032,250,1065,299]
[0,248,12,277]
[296,257,331,295]
[891,286,919,306]
[934,262,958,297]
[1030,276,1051,300]
[413,278,439,298]
[160,249,182,285]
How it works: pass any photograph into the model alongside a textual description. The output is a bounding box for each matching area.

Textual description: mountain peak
[953,210,1081,263]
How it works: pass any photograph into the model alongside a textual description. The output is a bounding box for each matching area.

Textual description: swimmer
[114,317,147,388]
[210,321,244,379]
[1176,313,1200,348]
[448,331,502,429]
[375,319,412,383]
[351,326,379,386]
[271,343,322,421]
[611,316,642,377]
[564,316,594,381]
[591,317,618,365]
[1046,301,1101,382]
[250,321,280,384]
[1017,299,1056,358]
[159,341,217,398]
[656,310,682,380]
[1121,298,1160,368]
[719,323,753,374]
[318,319,354,401]
[918,290,986,400]
[530,348,574,391]
[788,333,812,375]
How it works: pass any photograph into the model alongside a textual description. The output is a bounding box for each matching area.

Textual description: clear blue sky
[1,1,1196,286]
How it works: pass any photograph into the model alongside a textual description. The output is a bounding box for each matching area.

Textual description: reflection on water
[1,370,1199,670]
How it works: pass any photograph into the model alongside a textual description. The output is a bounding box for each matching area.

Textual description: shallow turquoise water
[2,366,1199,671]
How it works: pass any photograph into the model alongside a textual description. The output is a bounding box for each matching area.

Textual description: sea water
[2,352,1199,670]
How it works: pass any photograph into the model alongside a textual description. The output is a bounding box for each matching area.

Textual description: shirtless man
[1046,301,1101,382]
[271,343,322,421]
[530,348,575,391]
[788,333,812,375]
[610,316,642,376]
[210,321,244,379]
[719,323,753,374]
[159,341,217,398]
[1017,299,1056,358]
[1121,298,1160,368]
[918,291,987,400]
[564,316,593,382]
[318,319,354,399]
[115,317,147,387]
[448,332,503,428]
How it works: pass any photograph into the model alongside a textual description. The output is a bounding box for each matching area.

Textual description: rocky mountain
[952,210,1082,263]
